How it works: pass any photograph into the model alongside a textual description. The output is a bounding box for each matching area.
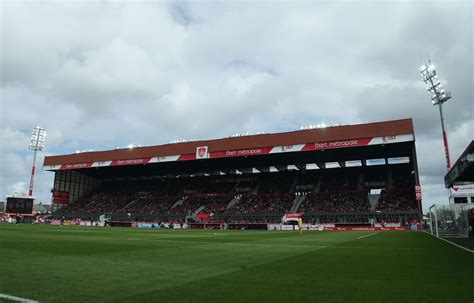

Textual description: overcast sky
[1,0,472,212]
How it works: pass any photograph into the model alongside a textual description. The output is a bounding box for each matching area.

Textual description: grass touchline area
[0,225,472,303]
[423,231,474,253]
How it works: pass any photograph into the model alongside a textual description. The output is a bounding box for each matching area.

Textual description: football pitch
[0,225,472,303]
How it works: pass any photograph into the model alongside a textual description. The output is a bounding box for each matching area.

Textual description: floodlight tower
[420,62,452,171]
[28,126,46,197]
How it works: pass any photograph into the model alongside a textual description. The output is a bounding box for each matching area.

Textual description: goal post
[428,204,473,238]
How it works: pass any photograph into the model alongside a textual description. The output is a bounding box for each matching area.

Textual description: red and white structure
[28,126,46,197]
[282,212,303,223]
[43,118,422,217]
[420,62,453,171]
[44,120,416,171]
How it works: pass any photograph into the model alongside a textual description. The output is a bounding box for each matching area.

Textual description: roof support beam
[255,166,269,173]
[296,164,306,172]
[226,169,237,175]
[239,167,252,174]
[211,170,222,176]
[275,165,287,172]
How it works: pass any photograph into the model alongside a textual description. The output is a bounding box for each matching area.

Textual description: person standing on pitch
[298,217,303,235]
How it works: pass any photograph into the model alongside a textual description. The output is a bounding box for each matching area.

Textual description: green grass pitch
[0,225,472,303]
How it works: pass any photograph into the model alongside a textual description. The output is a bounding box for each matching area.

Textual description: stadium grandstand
[43,118,422,228]
[445,140,474,189]
[441,140,474,240]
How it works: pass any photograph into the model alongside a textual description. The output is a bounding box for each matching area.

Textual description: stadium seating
[299,191,370,213]
[51,167,419,223]
[226,193,294,214]
[375,189,417,211]
[123,194,177,215]
[170,195,230,215]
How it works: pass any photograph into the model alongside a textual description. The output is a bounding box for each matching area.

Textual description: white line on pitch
[356,233,378,239]
[423,231,473,253]
[0,293,39,303]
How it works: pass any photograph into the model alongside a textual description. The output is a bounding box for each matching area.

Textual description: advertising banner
[325,227,406,231]
[52,190,70,204]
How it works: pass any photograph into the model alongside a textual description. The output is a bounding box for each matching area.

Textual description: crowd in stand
[166,198,196,215]
[57,194,93,214]
[300,191,370,213]
[375,189,417,211]
[227,193,294,214]
[82,193,134,213]
[199,197,231,214]
[53,168,419,221]
[171,196,230,215]
[57,192,134,214]
[124,194,177,215]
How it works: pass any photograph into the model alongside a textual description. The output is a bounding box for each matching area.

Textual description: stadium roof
[445,140,474,188]
[43,118,415,171]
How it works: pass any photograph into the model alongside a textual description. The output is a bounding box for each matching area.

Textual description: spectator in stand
[300,191,370,213]
[376,189,417,212]
[51,170,417,224]
[226,193,294,214]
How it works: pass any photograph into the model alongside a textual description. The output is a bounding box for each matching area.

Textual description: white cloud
[7,181,27,196]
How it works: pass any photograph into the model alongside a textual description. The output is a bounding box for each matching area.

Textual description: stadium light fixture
[28,126,46,197]
[420,61,453,171]
[301,122,342,130]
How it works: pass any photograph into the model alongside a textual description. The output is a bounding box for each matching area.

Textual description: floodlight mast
[28,126,46,197]
[420,62,452,171]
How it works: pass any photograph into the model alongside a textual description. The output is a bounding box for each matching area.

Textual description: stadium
[2,119,473,303]
[44,118,421,229]
[1,2,473,302]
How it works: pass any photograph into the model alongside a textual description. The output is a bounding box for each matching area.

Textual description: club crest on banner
[282,212,303,222]
[196,146,209,159]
